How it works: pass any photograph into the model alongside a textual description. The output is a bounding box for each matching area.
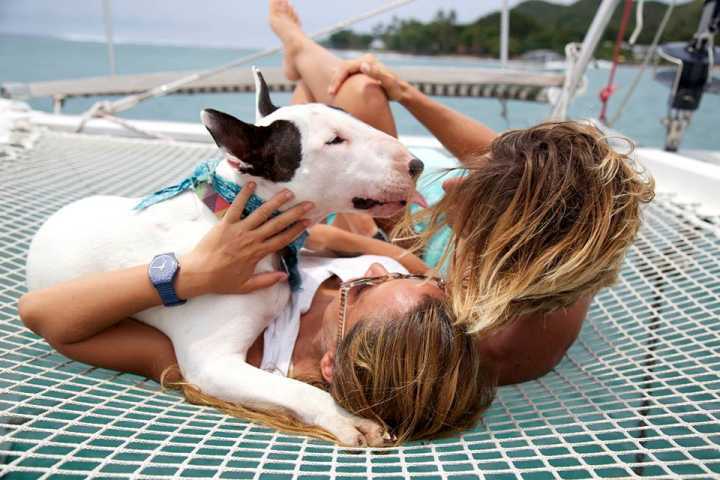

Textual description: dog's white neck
[215,159,330,225]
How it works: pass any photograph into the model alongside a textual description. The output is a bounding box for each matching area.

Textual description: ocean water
[1,33,718,150]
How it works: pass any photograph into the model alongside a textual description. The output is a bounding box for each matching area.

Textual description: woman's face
[321,263,444,351]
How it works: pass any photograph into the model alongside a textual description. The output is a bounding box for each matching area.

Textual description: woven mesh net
[1,130,718,479]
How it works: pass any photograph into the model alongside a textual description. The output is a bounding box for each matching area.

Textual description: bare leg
[274,2,393,237]
[291,80,315,104]
[270,0,398,137]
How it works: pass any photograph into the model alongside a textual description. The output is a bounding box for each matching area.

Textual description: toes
[335,427,367,447]
[289,6,301,25]
[356,419,386,447]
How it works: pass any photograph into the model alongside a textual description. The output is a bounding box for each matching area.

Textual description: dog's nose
[409,158,424,178]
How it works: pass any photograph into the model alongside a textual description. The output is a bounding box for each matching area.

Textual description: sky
[0,0,579,49]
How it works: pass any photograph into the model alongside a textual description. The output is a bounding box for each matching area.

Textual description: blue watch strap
[156,281,186,306]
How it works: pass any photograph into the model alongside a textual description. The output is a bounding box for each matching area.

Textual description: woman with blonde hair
[270,0,654,383]
[19,187,494,446]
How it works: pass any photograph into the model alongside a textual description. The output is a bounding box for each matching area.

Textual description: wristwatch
[148,253,186,307]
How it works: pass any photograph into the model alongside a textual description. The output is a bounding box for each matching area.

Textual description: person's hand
[306,224,352,252]
[177,183,313,297]
[328,54,407,102]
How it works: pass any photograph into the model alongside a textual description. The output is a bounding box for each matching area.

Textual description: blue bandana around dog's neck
[134,160,308,291]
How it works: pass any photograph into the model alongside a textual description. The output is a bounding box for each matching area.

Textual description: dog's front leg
[188,354,385,446]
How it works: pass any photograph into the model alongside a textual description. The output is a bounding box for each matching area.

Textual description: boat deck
[0,128,718,479]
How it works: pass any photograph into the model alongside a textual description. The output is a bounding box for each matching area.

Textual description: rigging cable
[598,0,635,124]
[628,0,645,46]
[607,0,675,127]
[76,0,416,134]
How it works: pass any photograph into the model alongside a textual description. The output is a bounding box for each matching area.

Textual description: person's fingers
[253,202,313,240]
[329,54,382,96]
[362,62,393,88]
[224,182,256,224]
[241,189,294,230]
[237,271,288,293]
[328,62,360,96]
[262,220,311,253]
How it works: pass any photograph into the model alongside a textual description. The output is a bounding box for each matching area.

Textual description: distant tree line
[325,0,705,59]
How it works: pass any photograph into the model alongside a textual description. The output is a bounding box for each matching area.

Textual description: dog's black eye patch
[240,120,302,183]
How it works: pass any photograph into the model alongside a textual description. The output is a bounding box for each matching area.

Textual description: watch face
[150,254,178,284]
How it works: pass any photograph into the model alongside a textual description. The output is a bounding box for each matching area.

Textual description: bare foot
[269,0,304,81]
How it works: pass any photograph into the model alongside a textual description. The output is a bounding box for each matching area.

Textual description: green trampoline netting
[0,130,718,479]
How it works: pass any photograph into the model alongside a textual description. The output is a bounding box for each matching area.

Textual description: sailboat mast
[102,0,116,76]
[500,0,510,66]
[550,0,623,120]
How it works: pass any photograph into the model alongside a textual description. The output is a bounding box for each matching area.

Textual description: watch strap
[156,280,186,307]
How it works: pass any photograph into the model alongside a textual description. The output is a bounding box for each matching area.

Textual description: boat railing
[1,66,568,113]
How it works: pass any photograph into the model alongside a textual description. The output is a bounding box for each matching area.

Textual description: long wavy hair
[395,121,655,334]
[163,296,495,445]
[331,295,495,444]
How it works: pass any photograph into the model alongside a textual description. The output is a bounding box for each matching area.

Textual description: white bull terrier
[26,68,426,446]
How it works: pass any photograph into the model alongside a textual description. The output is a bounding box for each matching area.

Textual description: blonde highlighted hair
[331,296,495,444]
[397,121,655,334]
[161,366,337,443]
[162,296,495,445]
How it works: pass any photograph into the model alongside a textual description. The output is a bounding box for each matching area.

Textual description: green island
[325,0,705,61]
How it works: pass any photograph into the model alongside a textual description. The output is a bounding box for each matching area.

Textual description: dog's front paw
[316,408,386,447]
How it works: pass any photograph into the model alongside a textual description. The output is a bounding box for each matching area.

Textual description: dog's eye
[326,136,345,145]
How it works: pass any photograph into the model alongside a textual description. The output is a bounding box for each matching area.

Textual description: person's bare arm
[328,55,497,164]
[307,224,430,274]
[478,297,592,386]
[53,318,179,383]
[399,84,497,163]
[20,264,175,346]
[18,184,312,381]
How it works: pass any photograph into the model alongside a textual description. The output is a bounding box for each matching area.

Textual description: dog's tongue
[410,190,429,209]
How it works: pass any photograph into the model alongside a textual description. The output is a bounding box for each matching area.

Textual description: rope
[75,100,173,140]
[628,0,645,46]
[547,42,582,120]
[607,0,675,127]
[77,0,415,135]
[598,0,635,124]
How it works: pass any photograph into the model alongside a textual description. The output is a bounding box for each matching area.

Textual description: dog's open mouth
[352,191,428,213]
[352,197,406,209]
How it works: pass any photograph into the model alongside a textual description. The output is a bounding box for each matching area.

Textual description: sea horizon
[1,33,718,150]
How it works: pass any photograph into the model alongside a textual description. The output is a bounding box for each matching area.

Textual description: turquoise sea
[1,33,718,150]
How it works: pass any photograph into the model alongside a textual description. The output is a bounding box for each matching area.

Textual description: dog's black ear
[253,67,279,121]
[202,108,301,182]
[202,108,257,161]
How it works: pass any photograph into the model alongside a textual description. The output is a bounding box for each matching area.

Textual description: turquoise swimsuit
[406,146,463,269]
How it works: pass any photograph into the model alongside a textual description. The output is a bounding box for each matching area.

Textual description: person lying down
[19,191,494,446]
[19,0,654,447]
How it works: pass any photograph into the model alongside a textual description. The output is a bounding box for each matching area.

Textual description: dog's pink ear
[201,108,302,182]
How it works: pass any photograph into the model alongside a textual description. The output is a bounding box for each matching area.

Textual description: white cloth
[260,254,408,377]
